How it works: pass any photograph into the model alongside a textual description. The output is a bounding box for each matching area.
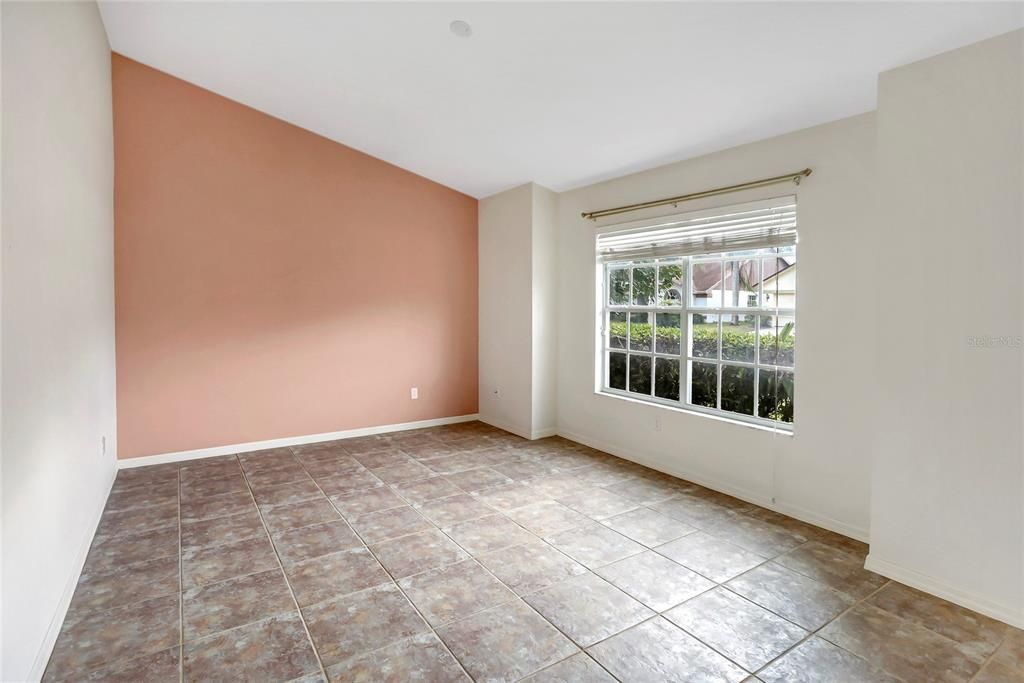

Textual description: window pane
[721,314,756,362]
[654,358,680,400]
[655,313,681,354]
[760,253,796,309]
[608,352,627,390]
[690,313,719,359]
[759,316,795,367]
[608,312,627,349]
[628,355,652,395]
[629,312,651,351]
[724,259,759,308]
[608,268,629,306]
[690,261,722,307]
[657,263,684,306]
[759,368,794,423]
[689,360,717,408]
[632,266,656,306]
[720,364,755,416]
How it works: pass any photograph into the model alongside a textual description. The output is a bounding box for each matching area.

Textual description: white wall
[556,113,877,541]
[479,184,534,437]
[479,182,559,439]
[1,3,118,680]
[867,30,1023,627]
[531,184,558,437]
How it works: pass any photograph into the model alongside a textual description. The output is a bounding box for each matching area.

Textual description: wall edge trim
[864,554,1024,629]
[557,427,869,543]
[28,469,118,681]
[118,414,480,469]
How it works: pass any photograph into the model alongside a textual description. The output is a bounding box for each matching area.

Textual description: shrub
[608,320,794,422]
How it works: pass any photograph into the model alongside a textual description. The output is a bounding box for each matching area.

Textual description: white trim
[29,469,117,681]
[557,427,869,543]
[773,500,868,543]
[864,554,1024,629]
[118,414,480,469]
[478,414,557,440]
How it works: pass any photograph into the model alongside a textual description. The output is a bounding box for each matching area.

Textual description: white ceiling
[98,2,1023,198]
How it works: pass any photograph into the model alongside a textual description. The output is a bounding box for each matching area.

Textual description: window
[597,197,796,429]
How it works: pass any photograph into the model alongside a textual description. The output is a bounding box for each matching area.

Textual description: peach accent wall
[113,55,478,459]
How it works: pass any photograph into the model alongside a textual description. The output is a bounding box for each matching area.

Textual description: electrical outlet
[410,387,418,400]
[101,436,106,455]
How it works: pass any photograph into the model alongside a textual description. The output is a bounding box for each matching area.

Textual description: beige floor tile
[331,486,405,517]
[182,536,279,589]
[665,587,807,672]
[867,582,1008,661]
[437,600,578,682]
[286,547,390,606]
[371,528,469,578]
[49,423,1012,683]
[478,539,588,595]
[758,636,900,683]
[775,541,887,598]
[524,572,654,646]
[601,507,696,547]
[183,613,320,682]
[348,505,431,544]
[416,493,494,526]
[182,568,294,640]
[180,509,265,550]
[588,616,747,683]
[325,633,468,683]
[304,583,428,667]
[475,482,551,511]
[399,559,515,626]
[261,497,342,534]
[820,602,984,683]
[505,501,593,536]
[703,513,809,557]
[656,531,766,582]
[272,519,363,564]
[521,653,615,682]
[596,550,715,611]
[726,561,855,630]
[390,475,463,504]
[556,487,639,520]
[545,522,645,569]
[444,514,537,555]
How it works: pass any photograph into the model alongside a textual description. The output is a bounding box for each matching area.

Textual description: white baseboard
[478,415,531,441]
[773,501,869,543]
[119,414,480,469]
[557,427,870,543]
[531,427,558,439]
[29,468,117,681]
[865,554,1024,629]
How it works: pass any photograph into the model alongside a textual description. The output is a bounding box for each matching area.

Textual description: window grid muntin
[601,247,795,429]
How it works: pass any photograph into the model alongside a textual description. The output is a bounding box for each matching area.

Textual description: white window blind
[596,196,797,262]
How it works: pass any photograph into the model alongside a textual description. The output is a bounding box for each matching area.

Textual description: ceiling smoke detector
[449,20,472,38]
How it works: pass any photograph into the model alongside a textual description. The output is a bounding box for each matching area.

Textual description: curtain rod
[581,168,812,221]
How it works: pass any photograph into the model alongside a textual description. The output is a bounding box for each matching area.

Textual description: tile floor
[45,421,1023,682]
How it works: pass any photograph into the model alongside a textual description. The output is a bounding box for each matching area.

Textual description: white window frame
[599,248,796,431]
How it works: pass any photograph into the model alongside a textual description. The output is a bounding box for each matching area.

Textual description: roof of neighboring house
[692,257,793,294]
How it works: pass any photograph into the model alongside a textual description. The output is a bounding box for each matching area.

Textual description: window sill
[594,389,794,437]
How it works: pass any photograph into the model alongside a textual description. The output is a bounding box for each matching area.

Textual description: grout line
[236,457,329,682]
[78,425,993,683]
[359,452,631,681]
[967,627,1012,683]
[292,449,478,683]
